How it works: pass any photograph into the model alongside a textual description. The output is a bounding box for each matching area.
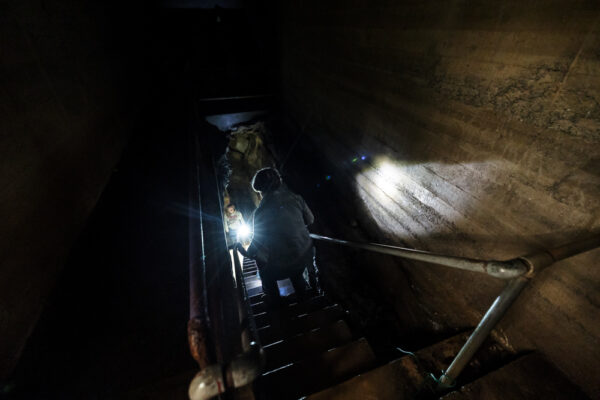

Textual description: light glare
[238,223,251,237]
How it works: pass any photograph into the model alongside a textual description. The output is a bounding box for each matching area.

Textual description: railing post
[188,126,239,367]
[438,276,529,387]
[188,129,214,369]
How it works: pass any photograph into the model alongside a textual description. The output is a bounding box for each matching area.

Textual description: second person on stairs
[236,167,321,308]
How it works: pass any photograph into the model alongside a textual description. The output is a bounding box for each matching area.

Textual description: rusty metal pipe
[227,342,265,388]
[188,342,265,400]
[188,134,213,368]
[188,365,225,400]
[309,234,529,279]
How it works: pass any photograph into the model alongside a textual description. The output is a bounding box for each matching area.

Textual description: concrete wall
[0,1,150,379]
[280,1,600,396]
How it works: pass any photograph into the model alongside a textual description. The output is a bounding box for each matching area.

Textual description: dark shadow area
[5,2,280,398]
[9,96,195,400]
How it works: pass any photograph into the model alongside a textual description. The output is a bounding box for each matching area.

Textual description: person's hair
[251,167,282,193]
[226,203,236,209]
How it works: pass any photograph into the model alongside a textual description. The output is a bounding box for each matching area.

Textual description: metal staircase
[238,258,589,400]
[241,257,375,399]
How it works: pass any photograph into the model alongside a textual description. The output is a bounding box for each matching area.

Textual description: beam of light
[236,223,252,243]
[356,157,411,205]
[372,161,406,198]
[354,156,511,242]
[355,157,413,236]
[237,223,251,237]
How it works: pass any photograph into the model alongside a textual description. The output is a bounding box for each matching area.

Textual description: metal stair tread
[258,304,346,345]
[262,319,354,371]
[305,354,413,400]
[251,293,328,314]
[250,290,321,306]
[259,338,376,400]
[253,295,331,327]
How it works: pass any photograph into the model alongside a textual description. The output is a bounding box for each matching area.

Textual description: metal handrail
[310,232,600,387]
[309,234,529,279]
[188,133,214,370]
[188,125,264,400]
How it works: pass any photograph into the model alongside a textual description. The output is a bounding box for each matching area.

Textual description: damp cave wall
[0,0,155,380]
[278,1,600,397]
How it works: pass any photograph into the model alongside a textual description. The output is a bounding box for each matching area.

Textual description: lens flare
[237,223,251,238]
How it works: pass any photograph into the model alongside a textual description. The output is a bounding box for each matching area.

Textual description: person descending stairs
[241,255,377,400]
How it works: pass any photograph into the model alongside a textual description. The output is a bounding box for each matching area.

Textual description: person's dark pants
[257,247,314,305]
[261,269,308,303]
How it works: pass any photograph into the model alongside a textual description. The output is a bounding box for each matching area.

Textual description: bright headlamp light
[236,223,252,241]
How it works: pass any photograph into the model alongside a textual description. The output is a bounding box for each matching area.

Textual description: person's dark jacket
[246,186,314,274]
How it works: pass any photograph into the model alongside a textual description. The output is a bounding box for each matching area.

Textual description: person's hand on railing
[235,242,249,258]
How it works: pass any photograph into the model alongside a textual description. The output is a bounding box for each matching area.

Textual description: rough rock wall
[226,122,276,218]
[0,1,149,379]
[280,1,600,396]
